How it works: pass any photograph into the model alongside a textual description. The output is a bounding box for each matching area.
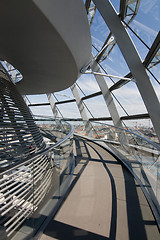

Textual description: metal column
[92,61,124,128]
[47,93,59,119]
[47,93,62,129]
[70,84,93,137]
[93,0,160,142]
[91,60,127,144]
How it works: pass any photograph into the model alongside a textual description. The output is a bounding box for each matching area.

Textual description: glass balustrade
[0,117,74,239]
[74,120,160,219]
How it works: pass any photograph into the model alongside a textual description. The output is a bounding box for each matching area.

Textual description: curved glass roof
[12,0,160,139]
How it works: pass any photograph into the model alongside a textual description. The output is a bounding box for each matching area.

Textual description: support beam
[109,73,132,91]
[144,31,160,68]
[91,60,124,129]
[47,93,62,129]
[91,60,128,145]
[47,93,59,119]
[121,113,149,120]
[82,91,102,101]
[93,0,160,143]
[70,84,93,136]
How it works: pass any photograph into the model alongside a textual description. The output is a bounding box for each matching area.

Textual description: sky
[27,0,160,127]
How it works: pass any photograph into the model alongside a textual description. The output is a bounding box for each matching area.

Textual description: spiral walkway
[40,137,159,240]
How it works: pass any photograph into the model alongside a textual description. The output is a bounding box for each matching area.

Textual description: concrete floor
[40,138,159,240]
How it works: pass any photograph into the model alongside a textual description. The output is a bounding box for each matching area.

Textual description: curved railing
[0,117,74,239]
[74,121,160,224]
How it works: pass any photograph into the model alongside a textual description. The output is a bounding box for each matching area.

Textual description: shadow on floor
[87,140,159,240]
[41,137,159,240]
[43,220,109,240]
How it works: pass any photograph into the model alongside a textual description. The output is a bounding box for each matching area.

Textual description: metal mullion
[32,158,49,180]
[0,184,32,216]
[33,154,47,168]
[30,156,44,170]
[0,143,28,153]
[55,99,76,105]
[34,192,47,207]
[1,173,30,193]
[4,195,31,226]
[1,177,32,200]
[34,170,52,198]
[0,180,33,212]
[0,155,42,185]
[0,167,31,186]
[0,155,41,180]
[7,210,32,237]
[25,171,51,208]
[2,192,28,217]
[34,163,52,189]
[33,162,50,184]
[122,19,150,50]
[34,184,50,207]
[30,156,47,179]
[6,207,33,235]
[28,103,50,107]
[146,68,160,85]
[34,172,52,206]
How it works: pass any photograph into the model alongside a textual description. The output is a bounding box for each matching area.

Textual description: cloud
[132,20,157,37]
[139,0,159,16]
[77,75,101,93]
[91,35,104,50]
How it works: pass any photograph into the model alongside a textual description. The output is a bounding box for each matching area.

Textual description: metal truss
[144,31,160,69]
[89,0,141,63]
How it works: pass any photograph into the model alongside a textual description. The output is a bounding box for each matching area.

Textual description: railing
[0,117,74,239]
[74,121,160,224]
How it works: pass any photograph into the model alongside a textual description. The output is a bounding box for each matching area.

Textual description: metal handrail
[93,121,160,151]
[0,119,74,175]
[0,117,74,238]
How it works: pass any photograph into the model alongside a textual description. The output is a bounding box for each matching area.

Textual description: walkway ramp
[40,137,159,240]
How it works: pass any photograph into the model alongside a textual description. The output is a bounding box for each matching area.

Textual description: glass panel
[90,9,110,51]
[83,95,110,118]
[77,74,101,96]
[79,121,160,217]
[100,44,131,83]
[112,81,148,115]
[58,102,81,119]
[128,0,160,49]
[29,105,53,116]
[54,88,75,101]
[123,119,159,143]
[110,0,120,13]
[126,27,149,61]
[26,94,49,104]
[147,66,160,103]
